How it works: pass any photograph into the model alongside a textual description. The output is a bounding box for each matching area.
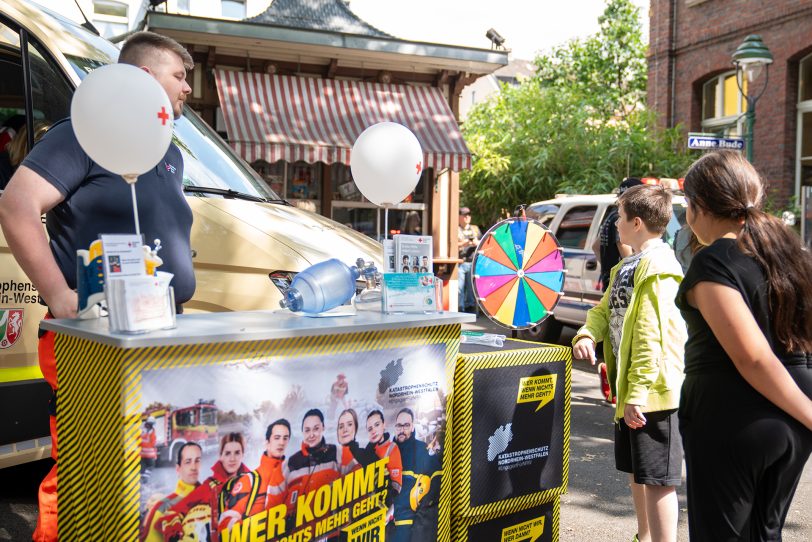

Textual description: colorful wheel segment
[472,218,565,329]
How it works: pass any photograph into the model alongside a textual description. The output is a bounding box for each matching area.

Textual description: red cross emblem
[157,107,169,125]
[416,161,422,175]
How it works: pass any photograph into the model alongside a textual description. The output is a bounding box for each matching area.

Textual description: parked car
[0,0,382,468]
[519,189,686,343]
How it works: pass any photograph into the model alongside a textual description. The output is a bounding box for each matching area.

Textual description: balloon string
[131,183,141,238]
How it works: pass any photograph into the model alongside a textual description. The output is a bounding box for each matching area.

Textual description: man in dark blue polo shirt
[0,31,194,542]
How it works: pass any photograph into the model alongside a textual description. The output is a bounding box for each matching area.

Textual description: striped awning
[214,70,471,171]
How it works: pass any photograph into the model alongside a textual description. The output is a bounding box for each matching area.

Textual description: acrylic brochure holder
[106,274,176,333]
[381,272,443,314]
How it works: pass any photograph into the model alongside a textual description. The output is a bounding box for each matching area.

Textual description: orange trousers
[33,326,58,542]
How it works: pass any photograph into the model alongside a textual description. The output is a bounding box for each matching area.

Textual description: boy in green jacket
[573,184,686,542]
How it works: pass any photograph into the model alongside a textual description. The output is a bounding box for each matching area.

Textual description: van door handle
[585,259,597,270]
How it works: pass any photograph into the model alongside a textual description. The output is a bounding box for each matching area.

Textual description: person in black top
[676,150,812,541]
[593,177,642,291]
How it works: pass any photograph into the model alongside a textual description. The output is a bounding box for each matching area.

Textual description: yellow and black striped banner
[55,324,460,541]
[450,341,571,521]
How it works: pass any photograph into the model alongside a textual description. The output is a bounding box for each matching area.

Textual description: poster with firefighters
[137,342,447,542]
[451,341,571,520]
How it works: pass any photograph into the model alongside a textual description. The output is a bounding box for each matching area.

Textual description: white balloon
[350,122,423,206]
[71,64,174,177]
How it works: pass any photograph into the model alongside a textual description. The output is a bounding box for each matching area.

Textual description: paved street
[0,314,809,541]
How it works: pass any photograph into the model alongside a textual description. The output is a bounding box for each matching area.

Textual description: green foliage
[460,0,696,226]
[534,0,647,120]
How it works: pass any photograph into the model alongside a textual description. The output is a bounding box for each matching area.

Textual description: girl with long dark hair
[676,151,812,540]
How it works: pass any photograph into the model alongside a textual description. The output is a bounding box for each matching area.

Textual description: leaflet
[393,234,432,274]
[100,233,145,278]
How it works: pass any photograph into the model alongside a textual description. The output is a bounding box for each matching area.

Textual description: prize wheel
[471,218,565,329]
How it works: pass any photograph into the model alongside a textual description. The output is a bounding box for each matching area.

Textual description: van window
[64,55,280,201]
[3,7,280,202]
[28,40,72,126]
[173,109,278,199]
[0,20,22,119]
[0,19,71,150]
[556,206,596,249]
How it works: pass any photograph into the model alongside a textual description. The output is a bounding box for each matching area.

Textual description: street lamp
[732,34,773,163]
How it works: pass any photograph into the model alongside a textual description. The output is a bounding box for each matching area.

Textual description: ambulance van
[0,0,382,467]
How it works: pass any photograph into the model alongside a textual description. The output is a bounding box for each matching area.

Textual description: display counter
[41,312,569,541]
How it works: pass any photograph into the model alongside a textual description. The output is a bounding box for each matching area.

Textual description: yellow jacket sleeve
[573,279,612,345]
[625,276,667,406]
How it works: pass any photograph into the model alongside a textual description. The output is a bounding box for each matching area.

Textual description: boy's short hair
[119,31,193,71]
[617,184,672,235]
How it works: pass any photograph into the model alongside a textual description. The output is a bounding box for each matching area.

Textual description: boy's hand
[623,404,647,429]
[572,338,597,365]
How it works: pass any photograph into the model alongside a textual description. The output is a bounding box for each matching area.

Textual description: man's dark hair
[367,409,384,422]
[266,418,291,441]
[396,408,414,421]
[119,31,193,71]
[301,408,324,428]
[617,184,672,235]
[176,441,202,465]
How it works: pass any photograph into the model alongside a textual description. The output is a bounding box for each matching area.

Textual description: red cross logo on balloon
[415,161,422,175]
[157,106,169,126]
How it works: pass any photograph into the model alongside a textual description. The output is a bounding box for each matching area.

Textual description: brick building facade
[647,0,812,207]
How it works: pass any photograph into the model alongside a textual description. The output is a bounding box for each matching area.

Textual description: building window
[797,55,812,188]
[796,54,812,246]
[801,54,812,103]
[701,71,747,136]
[221,0,246,19]
[93,0,128,38]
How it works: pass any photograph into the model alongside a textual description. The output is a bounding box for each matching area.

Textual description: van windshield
[64,54,281,202]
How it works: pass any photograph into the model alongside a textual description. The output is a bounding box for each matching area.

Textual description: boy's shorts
[615,408,682,486]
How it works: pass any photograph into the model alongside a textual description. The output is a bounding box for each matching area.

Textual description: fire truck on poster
[143,400,219,464]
